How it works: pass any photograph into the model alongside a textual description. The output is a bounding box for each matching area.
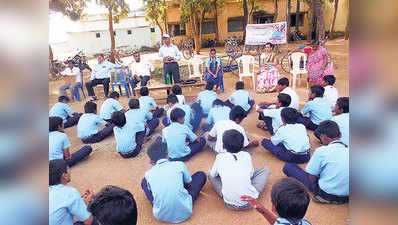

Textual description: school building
[162,0,348,44]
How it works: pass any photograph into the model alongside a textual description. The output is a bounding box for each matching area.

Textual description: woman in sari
[257,42,280,92]
[306,41,334,85]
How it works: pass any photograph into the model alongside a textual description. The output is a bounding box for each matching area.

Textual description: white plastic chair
[289,52,308,90]
[237,55,255,90]
[187,57,204,82]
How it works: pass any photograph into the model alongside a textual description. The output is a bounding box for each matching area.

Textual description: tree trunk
[286,0,291,41]
[199,10,205,52]
[213,0,219,41]
[314,0,325,41]
[344,11,349,40]
[329,0,339,38]
[273,0,278,22]
[249,0,255,24]
[242,0,249,40]
[49,44,53,61]
[162,0,168,34]
[108,6,116,63]
[306,0,314,41]
[190,4,201,54]
[155,19,164,37]
[295,0,300,32]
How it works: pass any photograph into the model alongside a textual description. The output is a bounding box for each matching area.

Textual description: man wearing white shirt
[59,61,81,101]
[85,54,118,100]
[129,51,154,90]
[159,34,182,84]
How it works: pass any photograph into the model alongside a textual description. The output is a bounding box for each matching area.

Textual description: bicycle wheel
[234,45,243,58]
[280,52,291,73]
[182,48,192,60]
[230,58,239,76]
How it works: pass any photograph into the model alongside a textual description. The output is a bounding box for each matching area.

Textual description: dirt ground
[49,38,349,225]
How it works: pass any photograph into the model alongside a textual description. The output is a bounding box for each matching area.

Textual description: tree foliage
[143,0,168,36]
[49,0,87,20]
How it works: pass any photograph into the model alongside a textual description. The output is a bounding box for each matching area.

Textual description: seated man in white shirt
[59,61,81,102]
[129,51,154,91]
[208,129,270,210]
[159,34,182,84]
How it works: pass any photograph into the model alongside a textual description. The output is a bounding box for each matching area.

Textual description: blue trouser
[314,128,321,141]
[64,113,82,128]
[169,137,206,162]
[82,124,114,144]
[146,118,159,136]
[258,114,274,135]
[297,116,318,131]
[283,163,349,203]
[261,139,310,164]
[163,62,181,84]
[224,99,255,115]
[141,171,206,204]
[65,145,92,167]
[118,131,145,158]
[205,71,224,92]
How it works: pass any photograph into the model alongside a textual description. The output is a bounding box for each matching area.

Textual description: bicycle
[224,36,242,58]
[49,59,66,81]
[179,39,194,60]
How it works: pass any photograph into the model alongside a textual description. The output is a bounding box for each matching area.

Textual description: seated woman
[306,40,334,86]
[257,42,280,93]
[205,48,224,93]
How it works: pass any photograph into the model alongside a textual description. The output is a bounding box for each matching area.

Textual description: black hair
[278,77,290,87]
[58,95,70,103]
[128,99,140,109]
[140,87,149,96]
[88,185,138,225]
[167,94,178,104]
[310,85,324,98]
[270,177,310,221]
[323,75,336,85]
[236,81,244,90]
[229,106,246,121]
[210,48,216,53]
[310,40,320,46]
[205,81,215,91]
[109,91,120,99]
[111,111,126,128]
[318,120,341,139]
[223,129,244,154]
[97,53,105,58]
[265,42,273,48]
[49,159,68,186]
[278,93,291,107]
[280,108,300,124]
[336,97,349,113]
[213,99,224,107]
[172,85,182,95]
[49,116,63,132]
[170,108,185,122]
[84,101,97,114]
[147,140,168,162]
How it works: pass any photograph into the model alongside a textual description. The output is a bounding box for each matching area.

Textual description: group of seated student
[49,159,138,225]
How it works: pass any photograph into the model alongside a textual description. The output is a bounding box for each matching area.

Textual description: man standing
[85,54,119,101]
[59,61,81,102]
[159,34,181,84]
[129,51,154,90]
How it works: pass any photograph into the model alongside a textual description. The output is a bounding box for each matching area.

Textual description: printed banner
[245,22,287,45]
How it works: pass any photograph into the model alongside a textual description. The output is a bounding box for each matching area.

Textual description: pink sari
[306,46,334,84]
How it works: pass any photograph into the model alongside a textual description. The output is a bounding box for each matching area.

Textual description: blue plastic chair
[111,66,131,98]
[74,70,86,102]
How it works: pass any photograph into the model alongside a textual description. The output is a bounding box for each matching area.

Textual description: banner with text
[245,22,287,45]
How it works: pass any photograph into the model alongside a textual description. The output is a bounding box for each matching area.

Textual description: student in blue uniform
[161,108,206,162]
[297,85,332,130]
[314,97,349,146]
[88,186,138,225]
[202,99,231,132]
[283,120,349,204]
[261,108,311,164]
[111,111,145,158]
[125,99,159,136]
[257,93,291,135]
[49,159,97,225]
[197,81,218,116]
[163,94,202,132]
[241,177,312,225]
[139,87,164,118]
[49,96,82,128]
[205,48,224,92]
[99,91,125,122]
[225,81,255,114]
[77,101,114,144]
[141,141,206,223]
[49,117,92,167]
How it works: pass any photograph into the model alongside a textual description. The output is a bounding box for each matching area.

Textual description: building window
[228,17,245,32]
[197,21,216,34]
[168,24,186,36]
[289,12,305,27]
[150,27,155,33]
[96,33,100,38]
[127,30,132,35]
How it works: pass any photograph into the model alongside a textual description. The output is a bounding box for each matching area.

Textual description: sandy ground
[49,38,349,225]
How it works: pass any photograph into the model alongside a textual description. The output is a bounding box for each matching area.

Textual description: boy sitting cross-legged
[224,81,255,114]
[202,99,231,132]
[49,95,82,128]
[139,87,164,118]
[99,91,126,123]
[125,99,159,137]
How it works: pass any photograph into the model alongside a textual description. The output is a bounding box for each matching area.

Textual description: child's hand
[251,140,259,147]
[256,108,264,113]
[241,195,265,212]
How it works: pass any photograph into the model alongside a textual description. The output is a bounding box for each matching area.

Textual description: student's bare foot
[251,140,260,147]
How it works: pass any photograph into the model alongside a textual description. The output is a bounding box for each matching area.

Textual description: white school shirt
[271,124,310,153]
[209,120,249,153]
[323,85,339,110]
[158,44,181,62]
[177,95,186,104]
[262,107,285,133]
[61,67,81,83]
[280,87,299,110]
[209,151,258,206]
[131,60,154,77]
